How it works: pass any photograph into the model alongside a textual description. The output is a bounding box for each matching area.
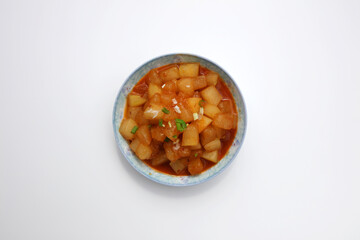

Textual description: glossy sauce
[125,64,237,175]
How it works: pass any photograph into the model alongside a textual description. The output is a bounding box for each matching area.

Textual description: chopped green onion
[194,153,198,157]
[173,135,177,139]
[162,107,170,114]
[148,124,152,129]
[199,99,205,107]
[131,126,138,134]
[164,137,170,142]
[159,119,163,127]
[175,119,187,132]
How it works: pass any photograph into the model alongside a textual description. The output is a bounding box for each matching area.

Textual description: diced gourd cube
[127,106,142,120]
[177,147,191,158]
[169,158,188,174]
[206,72,218,86]
[143,104,165,120]
[151,126,166,142]
[196,115,212,133]
[188,158,204,175]
[160,92,177,106]
[177,78,194,96]
[179,63,199,77]
[159,66,180,82]
[213,126,226,139]
[201,86,222,106]
[190,142,202,150]
[149,93,161,104]
[130,138,140,152]
[179,105,194,122]
[218,100,233,113]
[212,113,234,130]
[193,76,207,90]
[119,119,138,140]
[151,152,169,166]
[128,94,147,107]
[135,125,152,145]
[163,142,179,162]
[182,124,199,146]
[148,83,162,98]
[204,139,221,151]
[162,79,178,92]
[186,97,202,113]
[148,69,162,85]
[163,109,179,122]
[203,103,221,119]
[200,126,217,145]
[201,150,218,163]
[135,110,150,125]
[135,143,152,160]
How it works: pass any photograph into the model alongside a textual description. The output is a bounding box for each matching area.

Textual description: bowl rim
[112,53,247,186]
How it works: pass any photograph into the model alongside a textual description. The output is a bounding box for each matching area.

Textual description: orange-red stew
[120,63,237,176]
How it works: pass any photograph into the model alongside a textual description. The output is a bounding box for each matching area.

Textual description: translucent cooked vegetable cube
[212,113,234,130]
[163,109,179,122]
[135,125,152,145]
[163,141,179,162]
[162,79,178,92]
[164,120,181,141]
[130,138,140,152]
[204,138,221,152]
[186,97,202,113]
[206,72,218,86]
[190,142,202,150]
[119,119,138,140]
[160,92,177,106]
[177,78,194,96]
[148,69,162,85]
[169,158,188,174]
[149,140,162,158]
[213,126,226,139]
[196,115,212,133]
[159,66,180,82]
[127,106,142,120]
[149,93,161,104]
[218,100,233,113]
[179,63,200,77]
[188,158,204,175]
[200,126,217,146]
[151,126,166,142]
[193,76,207,90]
[143,104,165,120]
[182,124,199,146]
[177,146,191,158]
[128,94,147,107]
[203,103,221,119]
[201,86,222,106]
[151,151,168,166]
[201,150,218,163]
[135,110,150,125]
[148,83,162,98]
[179,105,194,122]
[135,143,152,160]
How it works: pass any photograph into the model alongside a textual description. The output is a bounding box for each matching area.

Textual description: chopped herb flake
[194,153,198,157]
[159,119,163,127]
[148,124,152,129]
[199,99,205,107]
[164,137,170,142]
[175,119,187,132]
[173,135,177,139]
[162,107,170,114]
[131,126,138,134]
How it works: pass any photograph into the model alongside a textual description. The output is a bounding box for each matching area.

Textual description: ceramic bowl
[113,53,247,186]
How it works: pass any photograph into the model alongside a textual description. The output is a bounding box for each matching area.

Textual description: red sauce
[124,63,237,176]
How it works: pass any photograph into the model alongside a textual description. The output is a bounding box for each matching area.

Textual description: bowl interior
[113,54,246,186]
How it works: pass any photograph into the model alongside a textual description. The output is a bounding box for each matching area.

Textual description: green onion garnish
[164,137,170,142]
[194,153,198,157]
[175,119,187,132]
[131,126,138,134]
[159,119,163,127]
[199,99,205,107]
[162,107,170,114]
[173,135,177,139]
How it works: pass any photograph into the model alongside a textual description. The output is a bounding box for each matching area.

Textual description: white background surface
[1,0,360,239]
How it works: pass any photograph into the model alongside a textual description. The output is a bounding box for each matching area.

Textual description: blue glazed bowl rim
[112,53,247,186]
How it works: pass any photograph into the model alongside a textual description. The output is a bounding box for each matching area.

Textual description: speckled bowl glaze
[113,54,247,186]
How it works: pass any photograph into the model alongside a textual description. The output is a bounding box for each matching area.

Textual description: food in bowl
[119,62,238,176]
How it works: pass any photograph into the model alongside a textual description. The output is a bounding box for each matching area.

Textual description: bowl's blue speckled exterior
[113,54,247,186]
